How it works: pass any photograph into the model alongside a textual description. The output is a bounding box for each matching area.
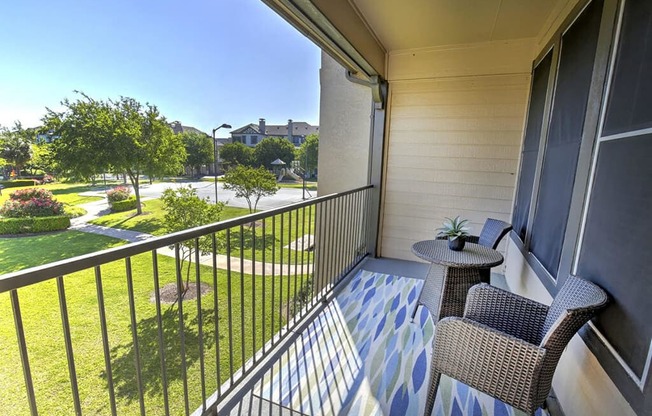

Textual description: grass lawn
[0,249,304,415]
[0,182,103,206]
[277,181,318,191]
[90,199,317,265]
[0,231,125,274]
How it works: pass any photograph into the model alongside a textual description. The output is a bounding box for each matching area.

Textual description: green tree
[141,112,186,183]
[111,97,185,214]
[223,165,278,213]
[253,137,295,169]
[220,141,254,169]
[44,93,113,183]
[45,92,185,214]
[181,131,214,177]
[295,133,318,176]
[28,143,57,175]
[161,186,224,300]
[1,123,33,176]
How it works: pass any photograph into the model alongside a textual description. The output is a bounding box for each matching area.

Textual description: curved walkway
[72,197,313,276]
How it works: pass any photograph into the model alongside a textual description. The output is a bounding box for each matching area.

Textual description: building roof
[169,121,209,136]
[230,123,261,135]
[230,121,319,137]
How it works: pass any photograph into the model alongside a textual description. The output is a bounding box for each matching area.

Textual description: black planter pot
[448,237,465,251]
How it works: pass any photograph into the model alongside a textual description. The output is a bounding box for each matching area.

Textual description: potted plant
[437,216,470,251]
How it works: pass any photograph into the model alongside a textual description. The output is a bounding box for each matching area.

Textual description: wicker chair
[436,218,512,282]
[424,276,609,415]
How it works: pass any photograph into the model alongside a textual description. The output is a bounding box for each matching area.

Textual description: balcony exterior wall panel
[380,65,530,269]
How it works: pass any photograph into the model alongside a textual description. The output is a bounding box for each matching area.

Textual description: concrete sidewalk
[72,198,313,276]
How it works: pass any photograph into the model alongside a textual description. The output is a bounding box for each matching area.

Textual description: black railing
[0,185,373,416]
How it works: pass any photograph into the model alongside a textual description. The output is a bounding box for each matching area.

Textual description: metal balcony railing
[0,185,373,416]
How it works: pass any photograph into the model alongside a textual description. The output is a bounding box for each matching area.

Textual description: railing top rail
[0,185,373,293]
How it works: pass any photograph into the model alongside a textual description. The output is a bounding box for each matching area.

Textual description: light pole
[212,123,231,203]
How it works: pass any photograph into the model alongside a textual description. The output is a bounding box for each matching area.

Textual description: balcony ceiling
[350,0,567,51]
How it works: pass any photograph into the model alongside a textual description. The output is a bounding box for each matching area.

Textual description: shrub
[111,196,138,212]
[42,174,55,183]
[106,186,131,203]
[0,188,64,218]
[0,180,37,189]
[10,188,54,202]
[63,204,86,218]
[0,216,71,234]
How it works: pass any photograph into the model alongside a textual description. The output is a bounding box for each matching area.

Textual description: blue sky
[0,0,321,137]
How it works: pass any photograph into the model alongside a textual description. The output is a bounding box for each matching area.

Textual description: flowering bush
[42,174,55,183]
[0,188,64,218]
[106,186,131,204]
[10,188,54,202]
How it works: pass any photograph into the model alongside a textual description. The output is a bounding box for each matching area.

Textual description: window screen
[512,52,552,241]
[577,135,652,379]
[529,0,603,277]
[603,0,652,136]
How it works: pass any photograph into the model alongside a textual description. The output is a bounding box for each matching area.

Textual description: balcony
[0,185,552,416]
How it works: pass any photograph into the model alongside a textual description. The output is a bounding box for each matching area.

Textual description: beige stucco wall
[379,40,533,262]
[317,51,372,196]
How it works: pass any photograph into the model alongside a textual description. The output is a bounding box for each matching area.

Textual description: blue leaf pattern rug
[256,270,547,416]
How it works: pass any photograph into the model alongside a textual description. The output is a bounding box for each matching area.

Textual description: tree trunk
[127,170,143,215]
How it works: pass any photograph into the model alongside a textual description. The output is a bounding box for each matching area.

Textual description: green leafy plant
[436,216,470,241]
[161,186,224,302]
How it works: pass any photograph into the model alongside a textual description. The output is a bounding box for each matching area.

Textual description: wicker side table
[411,240,503,322]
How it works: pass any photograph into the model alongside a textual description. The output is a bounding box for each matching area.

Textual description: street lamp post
[212,123,232,203]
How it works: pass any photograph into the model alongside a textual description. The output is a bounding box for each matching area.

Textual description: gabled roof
[230,123,261,135]
[169,121,209,136]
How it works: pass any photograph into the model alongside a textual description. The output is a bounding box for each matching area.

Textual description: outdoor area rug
[255,270,548,415]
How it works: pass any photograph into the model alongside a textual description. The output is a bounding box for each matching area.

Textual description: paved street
[137,180,313,211]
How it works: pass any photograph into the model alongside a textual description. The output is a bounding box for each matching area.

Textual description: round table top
[411,239,504,269]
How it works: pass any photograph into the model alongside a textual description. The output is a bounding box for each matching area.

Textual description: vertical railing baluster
[293,207,299,319]
[354,191,362,262]
[352,191,360,265]
[309,203,316,307]
[286,211,297,328]
[365,188,372,254]
[317,201,326,301]
[174,245,190,416]
[251,220,257,362]
[211,233,222,398]
[151,252,170,416]
[279,213,284,332]
[56,276,81,415]
[194,238,207,412]
[328,198,336,288]
[300,206,306,316]
[226,228,234,384]
[95,267,117,416]
[10,289,38,416]
[348,192,356,266]
[125,257,146,416]
[261,218,267,354]
[345,193,354,273]
[239,224,245,372]
[336,195,345,280]
[271,215,276,342]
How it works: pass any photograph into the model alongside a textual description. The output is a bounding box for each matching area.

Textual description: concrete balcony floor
[226,258,549,416]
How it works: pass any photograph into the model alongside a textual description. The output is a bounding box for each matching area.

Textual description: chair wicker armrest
[466,235,480,244]
[432,317,547,411]
[464,284,549,344]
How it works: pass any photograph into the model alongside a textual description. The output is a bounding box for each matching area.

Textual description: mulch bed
[152,282,212,304]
